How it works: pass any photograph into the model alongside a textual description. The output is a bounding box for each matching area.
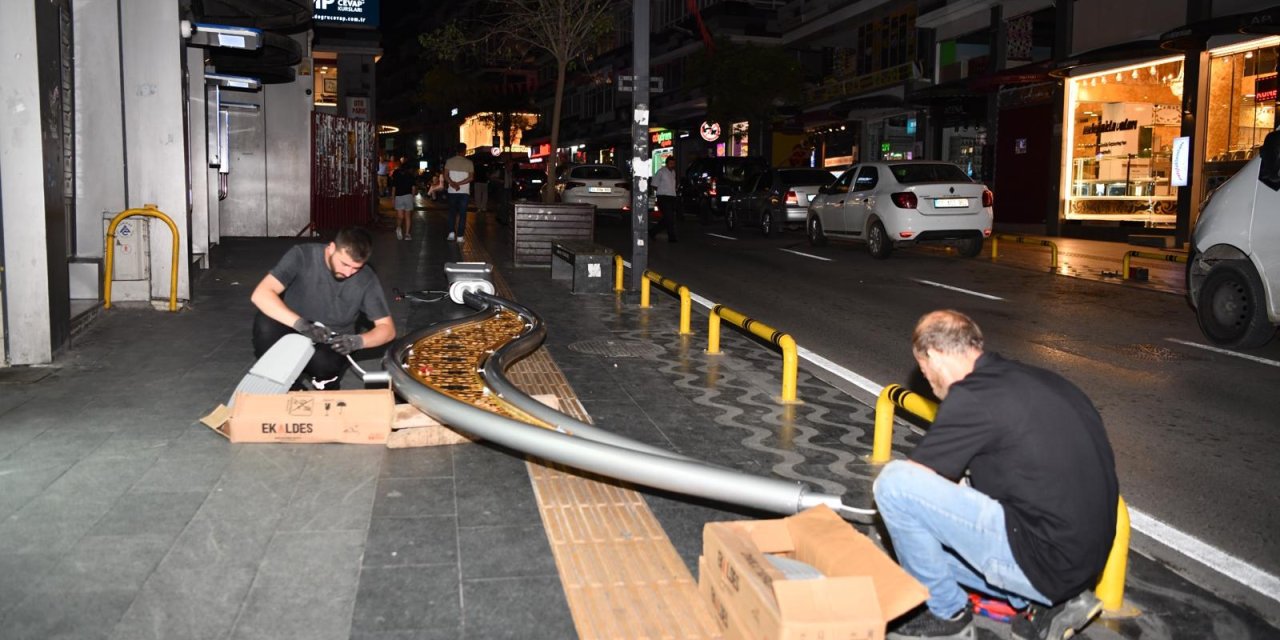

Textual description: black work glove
[292,318,332,344]
[329,333,363,355]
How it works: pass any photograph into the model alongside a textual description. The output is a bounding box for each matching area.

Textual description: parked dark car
[725,168,835,236]
[511,168,547,200]
[679,156,769,223]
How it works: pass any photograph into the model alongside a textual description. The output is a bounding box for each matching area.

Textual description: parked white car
[805,161,993,258]
[557,164,630,215]
[1187,129,1280,348]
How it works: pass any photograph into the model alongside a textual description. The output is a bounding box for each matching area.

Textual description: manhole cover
[568,339,664,358]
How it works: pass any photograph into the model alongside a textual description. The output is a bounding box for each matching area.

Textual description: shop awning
[1048,40,1168,78]
[1160,4,1280,51]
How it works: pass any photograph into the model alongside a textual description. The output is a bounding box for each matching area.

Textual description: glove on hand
[329,333,363,355]
[292,318,332,344]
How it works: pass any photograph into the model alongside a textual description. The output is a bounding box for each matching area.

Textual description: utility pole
[629,0,651,291]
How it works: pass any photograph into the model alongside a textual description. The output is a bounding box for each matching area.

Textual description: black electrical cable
[393,287,450,303]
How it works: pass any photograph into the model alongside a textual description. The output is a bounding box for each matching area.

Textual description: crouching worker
[250,227,395,390]
[876,310,1118,640]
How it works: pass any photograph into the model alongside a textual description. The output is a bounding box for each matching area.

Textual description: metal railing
[872,382,1134,615]
[1122,250,1187,280]
[640,269,693,335]
[103,205,179,312]
[707,304,800,404]
[991,234,1060,270]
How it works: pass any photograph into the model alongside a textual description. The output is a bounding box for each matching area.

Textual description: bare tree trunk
[544,57,568,202]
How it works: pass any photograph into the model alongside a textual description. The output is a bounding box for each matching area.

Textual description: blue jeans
[873,460,1051,617]
[447,193,470,236]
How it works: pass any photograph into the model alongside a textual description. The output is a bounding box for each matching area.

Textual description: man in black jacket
[876,309,1118,640]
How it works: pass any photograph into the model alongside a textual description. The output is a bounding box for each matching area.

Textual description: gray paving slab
[230,530,366,640]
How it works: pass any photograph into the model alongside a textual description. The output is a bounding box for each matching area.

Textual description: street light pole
[630,0,651,291]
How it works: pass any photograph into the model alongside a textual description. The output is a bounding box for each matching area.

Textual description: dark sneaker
[1011,591,1103,640]
[888,604,975,639]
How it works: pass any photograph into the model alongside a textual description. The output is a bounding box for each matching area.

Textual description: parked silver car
[806,161,993,259]
[725,168,835,236]
[556,164,630,215]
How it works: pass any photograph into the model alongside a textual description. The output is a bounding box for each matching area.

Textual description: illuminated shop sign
[650,129,673,148]
[1256,73,1277,103]
[314,0,380,28]
[700,121,721,142]
[1171,136,1190,187]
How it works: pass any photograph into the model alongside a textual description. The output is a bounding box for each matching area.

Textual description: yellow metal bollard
[707,311,722,354]
[779,334,798,403]
[991,235,999,259]
[678,286,692,335]
[870,384,938,464]
[614,255,625,292]
[103,204,180,312]
[1122,251,1186,280]
[707,304,801,403]
[1096,496,1137,615]
[640,276,651,308]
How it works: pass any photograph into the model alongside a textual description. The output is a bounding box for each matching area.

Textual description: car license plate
[934,198,969,208]
[588,187,611,193]
[807,194,816,202]
[720,195,731,202]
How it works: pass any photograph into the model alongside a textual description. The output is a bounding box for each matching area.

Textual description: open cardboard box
[699,504,928,640]
[200,389,394,444]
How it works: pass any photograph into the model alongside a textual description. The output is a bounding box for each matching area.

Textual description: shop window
[1065,58,1184,224]
[1204,45,1278,192]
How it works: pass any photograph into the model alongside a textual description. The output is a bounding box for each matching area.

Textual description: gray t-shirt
[270,244,390,335]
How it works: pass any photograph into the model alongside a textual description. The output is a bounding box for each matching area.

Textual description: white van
[1187,129,1280,348]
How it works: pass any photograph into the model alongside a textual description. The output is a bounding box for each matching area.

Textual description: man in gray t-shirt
[250,227,394,389]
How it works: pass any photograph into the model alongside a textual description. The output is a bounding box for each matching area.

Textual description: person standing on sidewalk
[390,157,416,240]
[876,309,1118,640]
[472,161,489,213]
[444,143,474,243]
[649,156,679,242]
[376,155,389,197]
[249,227,395,390]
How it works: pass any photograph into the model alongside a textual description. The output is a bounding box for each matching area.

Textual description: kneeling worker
[876,309,1117,640]
[250,227,396,390]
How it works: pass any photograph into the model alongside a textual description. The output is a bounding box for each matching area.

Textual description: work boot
[1010,591,1102,640]
[887,604,974,640]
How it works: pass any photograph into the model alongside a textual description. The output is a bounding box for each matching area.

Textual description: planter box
[512,202,595,267]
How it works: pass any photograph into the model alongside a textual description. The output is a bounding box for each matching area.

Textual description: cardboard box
[201,389,394,444]
[699,505,928,640]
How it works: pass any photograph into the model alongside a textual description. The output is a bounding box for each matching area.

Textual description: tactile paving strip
[449,236,721,638]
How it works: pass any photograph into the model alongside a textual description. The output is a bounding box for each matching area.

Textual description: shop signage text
[1083,119,1138,136]
[314,0,380,27]
[1256,73,1277,103]
[650,129,673,148]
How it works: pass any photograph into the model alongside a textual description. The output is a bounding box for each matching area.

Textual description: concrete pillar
[120,0,190,302]
[73,0,127,260]
[265,34,314,237]
[0,0,53,364]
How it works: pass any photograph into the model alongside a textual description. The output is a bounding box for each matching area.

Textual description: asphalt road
[594,218,1280,590]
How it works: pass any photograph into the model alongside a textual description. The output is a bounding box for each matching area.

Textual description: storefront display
[1062,36,1278,226]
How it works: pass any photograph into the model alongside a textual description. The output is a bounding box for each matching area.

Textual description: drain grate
[568,339,665,358]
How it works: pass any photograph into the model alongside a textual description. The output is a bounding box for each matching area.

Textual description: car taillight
[982,189,994,208]
[615,182,630,189]
[564,181,585,189]
[891,192,918,209]
[708,177,717,197]
[785,190,799,205]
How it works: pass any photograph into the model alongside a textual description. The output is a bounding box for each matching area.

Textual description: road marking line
[688,283,1277,604]
[1166,338,1280,367]
[780,248,833,262]
[705,233,737,240]
[913,279,1004,301]
[1129,507,1280,606]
